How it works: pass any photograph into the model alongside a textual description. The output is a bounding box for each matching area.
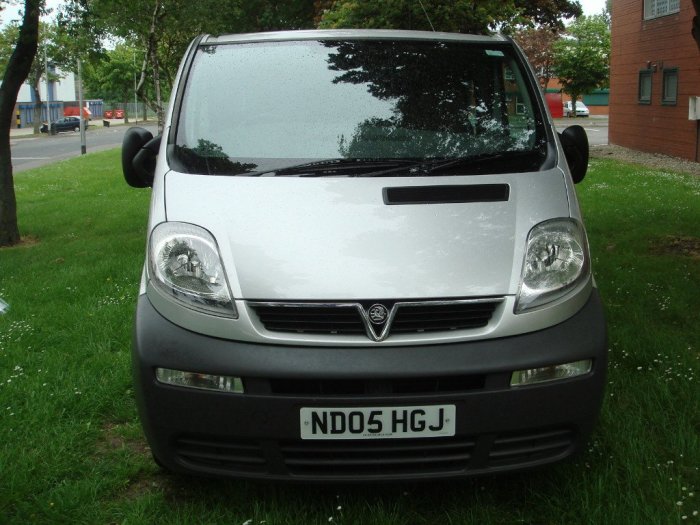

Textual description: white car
[564,100,590,117]
[122,30,605,482]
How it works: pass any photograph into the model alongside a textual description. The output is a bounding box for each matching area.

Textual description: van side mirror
[558,125,589,184]
[122,127,161,187]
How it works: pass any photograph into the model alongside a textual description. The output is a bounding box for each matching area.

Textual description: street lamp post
[44,47,51,133]
[77,58,86,155]
[134,50,138,124]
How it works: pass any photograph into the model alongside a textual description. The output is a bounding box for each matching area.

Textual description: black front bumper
[132,291,607,481]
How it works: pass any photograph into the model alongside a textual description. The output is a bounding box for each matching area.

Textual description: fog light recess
[510,360,592,387]
[156,368,244,393]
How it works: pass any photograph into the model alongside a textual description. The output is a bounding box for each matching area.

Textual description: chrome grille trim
[248,298,504,342]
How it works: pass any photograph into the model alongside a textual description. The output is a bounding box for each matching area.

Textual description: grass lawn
[0,150,698,524]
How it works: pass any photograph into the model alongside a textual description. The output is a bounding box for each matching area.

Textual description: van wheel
[152,452,171,472]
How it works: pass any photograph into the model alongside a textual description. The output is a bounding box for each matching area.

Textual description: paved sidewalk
[553,116,609,127]
[10,127,37,137]
[591,144,700,176]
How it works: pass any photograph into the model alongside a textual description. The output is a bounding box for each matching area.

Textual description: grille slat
[250,299,501,339]
[284,452,472,468]
[281,437,475,476]
[268,375,485,396]
[179,449,266,465]
[488,428,575,466]
[281,439,475,455]
[175,437,267,471]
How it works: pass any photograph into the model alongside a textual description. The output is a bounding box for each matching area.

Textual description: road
[10,123,158,172]
[553,117,608,147]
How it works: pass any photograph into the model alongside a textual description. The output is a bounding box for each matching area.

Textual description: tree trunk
[31,79,43,134]
[135,0,164,131]
[0,0,41,247]
[571,94,580,117]
[151,47,164,133]
[0,139,20,246]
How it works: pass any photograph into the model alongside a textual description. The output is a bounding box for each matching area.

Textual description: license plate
[300,405,456,440]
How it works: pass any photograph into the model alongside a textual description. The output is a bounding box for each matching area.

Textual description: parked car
[40,116,88,134]
[123,29,605,482]
[563,100,590,117]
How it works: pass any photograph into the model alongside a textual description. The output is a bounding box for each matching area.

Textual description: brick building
[609,0,700,162]
[544,78,610,116]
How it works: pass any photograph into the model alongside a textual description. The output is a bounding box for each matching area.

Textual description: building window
[662,68,678,105]
[644,0,680,19]
[639,70,652,104]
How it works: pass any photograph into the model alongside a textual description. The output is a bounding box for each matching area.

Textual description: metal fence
[12,100,159,129]
[102,102,157,122]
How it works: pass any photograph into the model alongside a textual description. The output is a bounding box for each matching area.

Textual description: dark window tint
[662,68,678,105]
[639,70,652,104]
[172,39,547,176]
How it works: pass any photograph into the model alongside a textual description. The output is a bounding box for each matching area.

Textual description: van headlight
[515,218,589,313]
[148,222,237,318]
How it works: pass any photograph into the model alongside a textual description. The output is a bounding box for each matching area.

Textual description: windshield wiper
[358,150,542,177]
[249,158,420,177]
[247,151,541,177]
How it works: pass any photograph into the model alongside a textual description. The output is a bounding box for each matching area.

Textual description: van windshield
[172,39,548,176]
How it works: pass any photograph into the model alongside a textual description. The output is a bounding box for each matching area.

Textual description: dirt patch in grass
[0,235,39,249]
[650,236,700,259]
[121,471,167,501]
[99,422,151,457]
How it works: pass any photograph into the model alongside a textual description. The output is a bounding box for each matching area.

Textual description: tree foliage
[318,0,582,34]
[514,26,560,89]
[1,22,79,133]
[82,44,139,113]
[553,14,610,108]
[61,0,316,130]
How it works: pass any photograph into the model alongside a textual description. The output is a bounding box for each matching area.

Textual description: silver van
[122,30,606,481]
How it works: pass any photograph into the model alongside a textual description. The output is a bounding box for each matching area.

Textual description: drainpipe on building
[692,0,700,51]
[77,58,86,155]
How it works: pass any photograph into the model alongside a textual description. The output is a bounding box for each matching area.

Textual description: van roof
[204,30,510,46]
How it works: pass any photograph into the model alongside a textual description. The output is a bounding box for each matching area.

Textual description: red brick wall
[610,0,700,161]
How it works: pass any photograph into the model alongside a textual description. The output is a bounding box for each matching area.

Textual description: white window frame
[638,70,653,104]
[644,0,681,20]
[661,68,678,105]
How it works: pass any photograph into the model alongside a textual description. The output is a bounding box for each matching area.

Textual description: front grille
[268,375,485,396]
[249,304,365,335]
[249,299,501,339]
[391,302,498,333]
[175,436,266,473]
[488,428,575,467]
[172,426,575,478]
[280,437,476,477]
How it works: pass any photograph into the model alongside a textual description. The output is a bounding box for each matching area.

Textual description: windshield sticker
[485,50,504,57]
